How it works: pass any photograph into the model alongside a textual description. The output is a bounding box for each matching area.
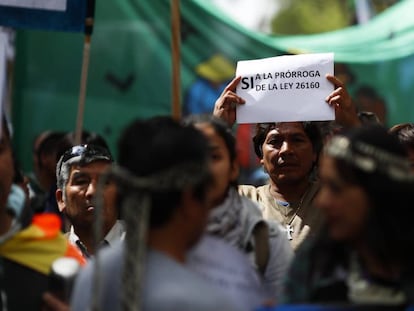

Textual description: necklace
[275,186,310,241]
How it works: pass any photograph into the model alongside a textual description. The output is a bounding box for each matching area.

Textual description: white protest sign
[187,235,268,311]
[0,0,67,11]
[236,53,335,124]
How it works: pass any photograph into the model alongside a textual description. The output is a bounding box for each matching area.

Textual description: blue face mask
[6,184,26,218]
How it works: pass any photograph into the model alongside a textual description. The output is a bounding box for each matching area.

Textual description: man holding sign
[213,53,360,250]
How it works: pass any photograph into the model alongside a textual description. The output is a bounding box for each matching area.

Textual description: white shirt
[68,220,126,258]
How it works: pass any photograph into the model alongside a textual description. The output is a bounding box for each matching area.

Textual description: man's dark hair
[118,116,211,228]
[34,132,66,169]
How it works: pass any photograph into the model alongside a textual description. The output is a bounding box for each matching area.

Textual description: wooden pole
[171,0,181,120]
[74,34,91,145]
[74,0,95,145]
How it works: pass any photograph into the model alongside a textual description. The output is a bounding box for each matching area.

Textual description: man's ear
[56,188,66,213]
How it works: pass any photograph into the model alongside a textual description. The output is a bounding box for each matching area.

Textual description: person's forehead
[196,122,215,138]
[69,160,111,175]
[196,123,226,148]
[271,122,306,135]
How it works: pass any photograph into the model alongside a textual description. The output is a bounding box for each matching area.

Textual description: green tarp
[258,0,414,63]
[194,0,414,63]
[11,0,414,171]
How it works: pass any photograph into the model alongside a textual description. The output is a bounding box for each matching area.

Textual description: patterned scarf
[206,187,245,250]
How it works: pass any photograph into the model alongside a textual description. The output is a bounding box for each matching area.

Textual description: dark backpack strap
[253,222,270,275]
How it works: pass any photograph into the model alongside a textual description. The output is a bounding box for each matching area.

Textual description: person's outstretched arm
[325,74,361,128]
[213,76,245,127]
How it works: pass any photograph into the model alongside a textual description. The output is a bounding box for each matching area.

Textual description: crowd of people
[1,71,414,311]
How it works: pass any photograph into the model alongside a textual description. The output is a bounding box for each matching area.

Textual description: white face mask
[6,184,26,219]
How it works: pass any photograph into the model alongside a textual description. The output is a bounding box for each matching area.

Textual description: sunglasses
[57,144,113,175]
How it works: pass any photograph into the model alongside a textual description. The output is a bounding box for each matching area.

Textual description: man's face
[57,161,117,232]
[0,128,14,209]
[261,122,316,186]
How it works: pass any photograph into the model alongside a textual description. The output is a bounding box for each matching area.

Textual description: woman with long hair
[283,125,414,307]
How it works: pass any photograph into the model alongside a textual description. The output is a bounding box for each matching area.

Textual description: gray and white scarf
[206,187,244,249]
[206,187,264,254]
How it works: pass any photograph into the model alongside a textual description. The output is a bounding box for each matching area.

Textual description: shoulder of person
[237,193,280,238]
[264,220,285,238]
[238,194,262,217]
[238,184,257,197]
[238,184,268,200]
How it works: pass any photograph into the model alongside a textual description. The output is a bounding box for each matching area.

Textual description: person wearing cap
[55,144,125,259]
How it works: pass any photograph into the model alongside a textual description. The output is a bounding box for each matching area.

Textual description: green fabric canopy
[192,0,414,63]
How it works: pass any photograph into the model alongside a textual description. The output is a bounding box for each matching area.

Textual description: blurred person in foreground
[70,116,238,311]
[282,125,414,307]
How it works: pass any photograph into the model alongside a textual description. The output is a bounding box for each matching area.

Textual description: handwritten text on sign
[236,53,335,124]
[0,0,67,11]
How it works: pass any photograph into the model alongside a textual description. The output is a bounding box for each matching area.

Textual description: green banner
[12,0,414,171]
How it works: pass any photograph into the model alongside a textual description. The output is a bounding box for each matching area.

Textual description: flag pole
[74,0,96,145]
[171,0,181,120]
